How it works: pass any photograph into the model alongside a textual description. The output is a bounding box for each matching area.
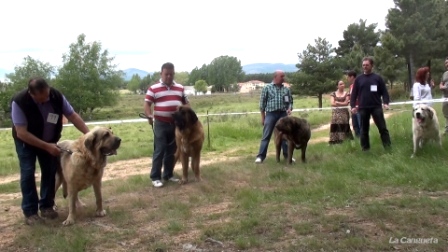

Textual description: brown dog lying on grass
[55,126,121,225]
[172,105,205,184]
[274,116,311,165]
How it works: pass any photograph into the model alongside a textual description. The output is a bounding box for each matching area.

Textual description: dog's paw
[411,154,415,158]
[95,210,107,217]
[62,217,75,226]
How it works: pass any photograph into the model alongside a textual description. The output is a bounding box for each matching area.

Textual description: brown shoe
[40,208,58,219]
[25,214,45,225]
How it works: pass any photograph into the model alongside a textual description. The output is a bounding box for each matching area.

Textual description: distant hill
[122,68,151,81]
[242,63,297,74]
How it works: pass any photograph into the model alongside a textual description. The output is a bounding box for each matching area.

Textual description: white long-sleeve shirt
[412,82,432,107]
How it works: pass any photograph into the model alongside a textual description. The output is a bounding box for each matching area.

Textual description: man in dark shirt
[350,56,391,151]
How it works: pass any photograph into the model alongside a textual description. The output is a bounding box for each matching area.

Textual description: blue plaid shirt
[259,83,293,112]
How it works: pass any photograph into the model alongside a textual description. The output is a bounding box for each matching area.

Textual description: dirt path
[0,112,396,190]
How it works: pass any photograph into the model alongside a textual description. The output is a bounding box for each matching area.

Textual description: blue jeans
[256,111,288,161]
[352,112,361,137]
[150,120,177,181]
[14,138,57,217]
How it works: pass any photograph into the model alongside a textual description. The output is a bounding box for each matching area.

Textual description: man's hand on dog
[46,143,62,156]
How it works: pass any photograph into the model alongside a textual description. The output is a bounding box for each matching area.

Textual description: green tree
[292,37,341,108]
[336,19,380,73]
[188,64,209,85]
[0,56,55,118]
[175,71,189,85]
[139,74,152,93]
[150,72,161,84]
[336,43,365,74]
[194,79,208,94]
[373,32,406,89]
[385,0,448,90]
[242,73,272,83]
[127,74,142,93]
[55,34,122,118]
[5,56,55,87]
[336,19,380,56]
[207,56,244,92]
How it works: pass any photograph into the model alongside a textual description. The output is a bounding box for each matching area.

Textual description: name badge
[284,95,289,103]
[370,85,378,92]
[47,113,59,124]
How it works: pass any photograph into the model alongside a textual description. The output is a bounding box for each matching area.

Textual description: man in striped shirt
[144,62,189,188]
[255,70,294,163]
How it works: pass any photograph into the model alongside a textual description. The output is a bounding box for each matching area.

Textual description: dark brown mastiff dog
[172,105,205,184]
[274,116,311,165]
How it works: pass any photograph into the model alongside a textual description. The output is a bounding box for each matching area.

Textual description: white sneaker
[152,180,163,188]
[255,157,262,164]
[166,177,179,182]
[292,158,296,163]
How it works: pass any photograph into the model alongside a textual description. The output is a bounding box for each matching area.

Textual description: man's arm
[15,125,52,151]
[350,79,359,108]
[182,90,190,106]
[11,101,59,155]
[379,76,390,105]
[259,87,268,125]
[62,96,89,134]
[66,112,89,134]
[144,101,154,125]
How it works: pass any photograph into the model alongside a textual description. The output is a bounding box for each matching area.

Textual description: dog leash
[139,113,176,146]
[139,113,155,133]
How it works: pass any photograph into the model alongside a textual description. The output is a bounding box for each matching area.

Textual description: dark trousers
[14,139,57,217]
[359,107,391,150]
[150,120,177,181]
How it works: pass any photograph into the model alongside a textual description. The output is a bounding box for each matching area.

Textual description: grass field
[1,91,447,251]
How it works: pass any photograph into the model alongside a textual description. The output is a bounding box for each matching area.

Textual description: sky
[0,0,395,74]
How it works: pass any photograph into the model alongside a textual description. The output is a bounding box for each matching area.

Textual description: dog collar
[57,144,74,155]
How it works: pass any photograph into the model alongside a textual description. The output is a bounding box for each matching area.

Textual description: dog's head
[413,104,433,126]
[275,116,310,149]
[172,105,198,131]
[84,126,121,156]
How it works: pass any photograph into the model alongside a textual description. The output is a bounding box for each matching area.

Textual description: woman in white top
[412,67,434,107]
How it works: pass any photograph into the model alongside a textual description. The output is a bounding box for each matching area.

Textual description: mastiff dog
[411,104,442,158]
[55,126,121,225]
[172,105,205,184]
[274,116,311,165]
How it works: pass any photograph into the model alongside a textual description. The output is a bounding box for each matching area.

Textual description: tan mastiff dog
[55,126,121,225]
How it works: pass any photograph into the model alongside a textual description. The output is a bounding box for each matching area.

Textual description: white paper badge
[47,113,59,124]
[284,95,289,102]
[370,85,378,92]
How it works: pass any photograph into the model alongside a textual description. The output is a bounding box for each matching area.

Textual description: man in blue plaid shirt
[255,70,294,163]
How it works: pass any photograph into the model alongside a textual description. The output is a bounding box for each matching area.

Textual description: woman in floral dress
[329,80,353,144]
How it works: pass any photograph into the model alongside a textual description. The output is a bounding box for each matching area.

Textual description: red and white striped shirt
[145,80,188,123]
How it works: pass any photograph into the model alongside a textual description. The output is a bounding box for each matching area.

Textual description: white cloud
[0,0,394,73]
